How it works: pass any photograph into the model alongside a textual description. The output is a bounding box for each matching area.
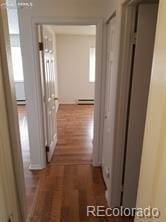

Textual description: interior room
[6,13,97,214]
[41,25,96,165]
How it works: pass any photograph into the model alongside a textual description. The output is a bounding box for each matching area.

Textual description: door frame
[106,0,159,207]
[0,4,26,221]
[31,17,105,167]
[122,2,158,208]
[107,1,138,207]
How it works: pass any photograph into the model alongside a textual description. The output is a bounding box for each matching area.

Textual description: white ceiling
[46,25,96,36]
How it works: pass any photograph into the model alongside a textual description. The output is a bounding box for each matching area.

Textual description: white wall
[56,34,95,104]
[17,0,111,168]
[53,35,59,111]
[15,82,26,102]
[0,58,22,222]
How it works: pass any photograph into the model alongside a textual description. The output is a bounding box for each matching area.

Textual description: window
[89,47,96,83]
[11,47,24,82]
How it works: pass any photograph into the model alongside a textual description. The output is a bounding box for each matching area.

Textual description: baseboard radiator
[17,100,26,105]
[76,99,95,105]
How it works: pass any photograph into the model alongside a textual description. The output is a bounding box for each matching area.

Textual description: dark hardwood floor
[17,104,133,222]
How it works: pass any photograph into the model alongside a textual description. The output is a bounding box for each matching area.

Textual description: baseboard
[77,99,95,105]
[59,101,75,104]
[105,189,110,207]
[28,164,44,170]
[17,100,26,105]
[59,99,95,105]
[26,216,33,222]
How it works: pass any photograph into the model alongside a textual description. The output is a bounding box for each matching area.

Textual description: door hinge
[39,42,44,51]
[130,32,137,45]
[45,145,50,152]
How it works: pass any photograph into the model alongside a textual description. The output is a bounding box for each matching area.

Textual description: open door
[102,16,117,202]
[38,25,58,162]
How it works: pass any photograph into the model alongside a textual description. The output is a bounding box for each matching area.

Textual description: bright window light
[11,47,24,82]
[89,47,96,83]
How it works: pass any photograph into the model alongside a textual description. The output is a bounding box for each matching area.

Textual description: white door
[102,17,117,196]
[39,26,58,162]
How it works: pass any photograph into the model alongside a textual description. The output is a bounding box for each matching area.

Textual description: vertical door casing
[0,2,25,220]
[122,4,158,208]
[102,17,117,201]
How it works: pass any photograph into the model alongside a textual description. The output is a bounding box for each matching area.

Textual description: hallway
[18,105,133,222]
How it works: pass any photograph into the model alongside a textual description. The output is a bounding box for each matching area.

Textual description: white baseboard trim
[28,163,44,170]
[59,101,75,104]
[105,190,110,207]
[17,100,26,105]
[26,216,32,222]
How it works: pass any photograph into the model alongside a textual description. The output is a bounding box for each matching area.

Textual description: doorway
[38,25,96,164]
[104,0,159,208]
[4,10,104,216]
[121,2,159,208]
[27,25,110,221]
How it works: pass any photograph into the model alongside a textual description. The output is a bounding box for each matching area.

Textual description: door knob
[54,97,59,101]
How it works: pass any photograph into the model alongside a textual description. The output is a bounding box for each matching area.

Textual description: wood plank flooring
[17,105,42,215]
[52,105,94,165]
[17,104,133,222]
